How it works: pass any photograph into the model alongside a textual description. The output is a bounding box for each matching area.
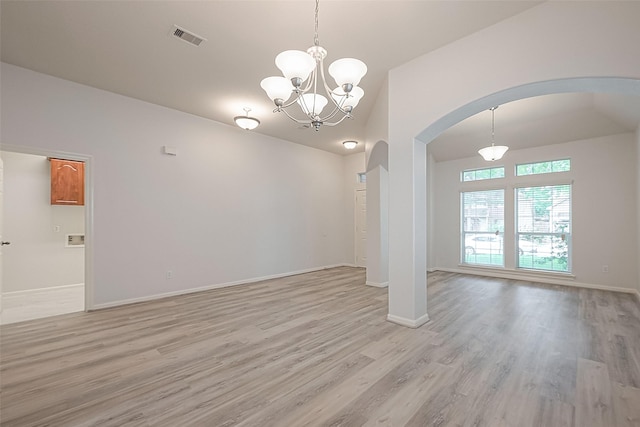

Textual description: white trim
[354,188,367,268]
[387,313,430,329]
[427,268,436,273]
[635,289,640,302]
[366,281,388,288]
[437,266,637,294]
[90,264,351,310]
[2,283,84,297]
[342,263,359,268]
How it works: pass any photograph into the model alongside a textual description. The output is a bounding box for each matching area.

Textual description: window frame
[514,184,572,273]
[460,189,506,268]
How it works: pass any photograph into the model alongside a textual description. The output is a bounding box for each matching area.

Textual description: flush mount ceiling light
[478,106,509,161]
[234,107,260,130]
[260,0,367,131]
[343,140,358,150]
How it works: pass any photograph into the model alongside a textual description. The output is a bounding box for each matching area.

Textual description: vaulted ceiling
[2,1,638,159]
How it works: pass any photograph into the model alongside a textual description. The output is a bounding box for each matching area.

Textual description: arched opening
[417,77,640,145]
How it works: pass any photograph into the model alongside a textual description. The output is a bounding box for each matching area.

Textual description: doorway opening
[0,148,92,324]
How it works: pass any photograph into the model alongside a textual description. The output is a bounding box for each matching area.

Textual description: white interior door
[355,189,367,267]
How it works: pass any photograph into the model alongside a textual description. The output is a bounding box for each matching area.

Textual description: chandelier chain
[314,0,320,47]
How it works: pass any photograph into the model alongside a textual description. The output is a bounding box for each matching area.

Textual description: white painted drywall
[386,1,640,323]
[365,76,389,167]
[432,133,638,290]
[637,125,640,293]
[1,151,85,292]
[365,165,388,287]
[1,63,354,307]
[343,152,366,265]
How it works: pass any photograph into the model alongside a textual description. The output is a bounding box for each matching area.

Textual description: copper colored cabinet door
[50,159,85,205]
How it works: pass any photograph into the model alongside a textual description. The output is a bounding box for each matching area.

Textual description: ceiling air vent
[170,25,206,47]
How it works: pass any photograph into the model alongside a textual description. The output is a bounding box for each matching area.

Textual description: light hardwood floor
[1,267,639,426]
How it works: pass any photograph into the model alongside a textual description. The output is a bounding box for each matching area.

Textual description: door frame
[1,144,94,311]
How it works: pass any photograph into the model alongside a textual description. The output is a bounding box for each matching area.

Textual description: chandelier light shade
[234,107,260,130]
[478,106,509,161]
[343,140,358,149]
[260,0,367,131]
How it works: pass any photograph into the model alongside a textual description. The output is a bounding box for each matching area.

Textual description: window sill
[458,263,576,280]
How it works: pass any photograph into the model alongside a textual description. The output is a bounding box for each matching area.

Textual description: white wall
[637,125,640,294]
[385,1,640,324]
[365,77,389,166]
[343,152,366,265]
[1,63,355,307]
[432,133,638,291]
[1,151,84,292]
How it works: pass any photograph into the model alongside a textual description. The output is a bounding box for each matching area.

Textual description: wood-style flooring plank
[2,267,640,427]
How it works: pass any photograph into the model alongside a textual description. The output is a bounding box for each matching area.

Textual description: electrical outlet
[54,225,61,232]
[602,265,609,273]
[166,270,173,279]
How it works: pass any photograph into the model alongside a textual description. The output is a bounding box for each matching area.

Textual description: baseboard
[435,267,638,294]
[366,281,388,288]
[2,283,84,297]
[91,264,353,310]
[387,312,430,328]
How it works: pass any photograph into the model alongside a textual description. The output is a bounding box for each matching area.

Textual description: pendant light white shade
[260,76,293,103]
[332,86,364,108]
[328,58,367,87]
[478,145,509,161]
[297,93,328,116]
[275,50,316,82]
[343,140,358,149]
[235,116,260,130]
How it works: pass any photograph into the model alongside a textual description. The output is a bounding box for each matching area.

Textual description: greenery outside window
[461,189,505,267]
[462,166,505,182]
[516,159,570,176]
[516,185,571,272]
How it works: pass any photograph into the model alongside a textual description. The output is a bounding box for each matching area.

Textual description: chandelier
[478,106,509,161]
[260,0,367,131]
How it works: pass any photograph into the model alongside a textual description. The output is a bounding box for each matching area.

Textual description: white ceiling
[429,93,640,162]
[1,1,638,157]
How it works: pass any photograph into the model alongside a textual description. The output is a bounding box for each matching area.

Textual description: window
[461,190,504,266]
[516,159,570,176]
[516,185,571,272]
[357,172,366,183]
[462,166,505,182]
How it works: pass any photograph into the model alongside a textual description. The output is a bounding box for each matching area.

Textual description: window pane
[516,184,571,272]
[516,159,571,176]
[462,189,504,266]
[461,166,505,182]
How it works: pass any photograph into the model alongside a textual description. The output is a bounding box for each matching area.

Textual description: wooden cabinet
[50,158,85,206]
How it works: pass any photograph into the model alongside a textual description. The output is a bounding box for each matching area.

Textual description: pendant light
[478,106,509,161]
[234,107,260,130]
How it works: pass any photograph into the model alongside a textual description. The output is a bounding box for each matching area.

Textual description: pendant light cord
[490,106,497,147]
